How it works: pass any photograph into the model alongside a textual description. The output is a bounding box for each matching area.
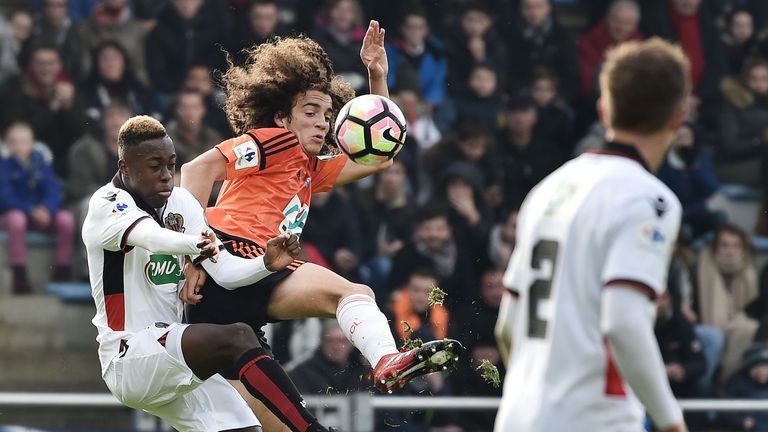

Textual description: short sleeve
[601,192,682,299]
[89,189,151,252]
[311,153,349,192]
[215,128,300,180]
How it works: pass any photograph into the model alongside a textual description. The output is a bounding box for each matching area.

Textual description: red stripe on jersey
[603,338,627,397]
[105,293,125,331]
[239,359,311,431]
[604,279,657,300]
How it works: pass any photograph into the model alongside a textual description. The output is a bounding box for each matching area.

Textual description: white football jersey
[496,147,682,432]
[83,177,208,374]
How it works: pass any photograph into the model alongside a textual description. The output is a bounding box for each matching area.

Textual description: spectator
[488,207,517,269]
[181,64,231,137]
[657,122,722,240]
[30,0,99,23]
[721,343,768,431]
[390,87,441,151]
[0,8,34,86]
[530,67,573,156]
[390,267,449,344]
[385,7,447,107]
[442,62,504,134]
[577,0,642,98]
[444,2,507,96]
[0,43,86,176]
[717,56,768,191]
[145,0,228,94]
[80,40,159,123]
[698,224,760,382]
[288,320,367,394]
[452,334,505,432]
[354,158,416,300]
[0,122,74,293]
[505,0,579,99]
[32,0,83,80]
[454,267,505,348]
[496,91,561,209]
[655,289,707,399]
[166,89,222,164]
[300,189,366,282]
[312,0,367,93]
[230,0,286,65]
[722,7,758,76]
[77,0,149,84]
[389,204,477,307]
[642,0,726,129]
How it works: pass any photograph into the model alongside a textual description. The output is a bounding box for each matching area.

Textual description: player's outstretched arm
[602,286,687,432]
[126,219,218,260]
[180,148,227,207]
[361,19,389,98]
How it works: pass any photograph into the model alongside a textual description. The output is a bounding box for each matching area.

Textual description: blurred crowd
[2,0,768,430]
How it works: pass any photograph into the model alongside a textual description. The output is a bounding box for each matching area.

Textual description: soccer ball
[334,94,407,166]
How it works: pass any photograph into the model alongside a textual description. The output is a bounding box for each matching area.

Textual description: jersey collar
[111,172,164,224]
[586,141,650,172]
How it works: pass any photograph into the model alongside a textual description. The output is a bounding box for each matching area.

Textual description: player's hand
[196,229,218,263]
[665,363,686,382]
[31,206,52,229]
[180,256,206,305]
[361,20,388,80]
[333,248,359,273]
[264,232,300,272]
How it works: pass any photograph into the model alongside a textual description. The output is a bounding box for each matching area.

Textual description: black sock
[236,348,322,432]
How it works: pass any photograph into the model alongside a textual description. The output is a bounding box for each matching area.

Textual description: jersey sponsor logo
[637,223,667,251]
[164,212,185,233]
[112,202,129,213]
[144,254,184,286]
[278,195,309,238]
[233,141,259,170]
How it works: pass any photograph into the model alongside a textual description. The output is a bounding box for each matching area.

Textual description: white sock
[336,294,398,367]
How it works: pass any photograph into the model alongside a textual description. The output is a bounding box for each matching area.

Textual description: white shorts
[103,322,259,432]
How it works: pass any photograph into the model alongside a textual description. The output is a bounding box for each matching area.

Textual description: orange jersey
[205,128,348,248]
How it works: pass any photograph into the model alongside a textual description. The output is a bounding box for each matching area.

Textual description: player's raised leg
[266,262,463,393]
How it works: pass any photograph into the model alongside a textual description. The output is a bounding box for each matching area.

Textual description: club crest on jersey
[144,254,184,286]
[279,195,309,238]
[233,141,259,170]
[164,212,185,233]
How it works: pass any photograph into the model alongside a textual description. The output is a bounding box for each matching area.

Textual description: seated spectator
[496,91,562,209]
[454,267,505,348]
[229,0,286,65]
[145,0,228,94]
[0,8,34,86]
[354,158,416,300]
[288,320,368,395]
[30,0,99,23]
[312,0,367,93]
[698,224,760,382]
[165,89,222,164]
[642,0,726,130]
[657,122,723,240]
[181,64,231,137]
[77,0,149,84]
[390,267,448,344]
[0,43,87,176]
[389,204,476,307]
[444,2,507,96]
[0,122,74,293]
[390,87,441,151]
[385,7,447,108]
[720,343,768,431]
[655,289,707,399]
[488,207,517,269]
[81,40,159,123]
[300,189,365,282]
[31,0,83,80]
[577,0,642,99]
[443,62,504,134]
[722,7,758,76]
[530,67,573,156]
[505,0,579,99]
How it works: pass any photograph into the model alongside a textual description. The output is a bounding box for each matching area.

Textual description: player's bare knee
[347,283,375,301]
[224,322,260,355]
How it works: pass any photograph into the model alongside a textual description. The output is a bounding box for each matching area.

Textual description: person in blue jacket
[0,122,74,293]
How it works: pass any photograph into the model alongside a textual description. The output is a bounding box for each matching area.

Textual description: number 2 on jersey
[528,240,560,339]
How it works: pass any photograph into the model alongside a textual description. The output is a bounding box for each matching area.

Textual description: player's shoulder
[247,127,297,145]
[88,183,137,214]
[169,186,196,204]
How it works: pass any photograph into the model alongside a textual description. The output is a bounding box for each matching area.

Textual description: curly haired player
[181,21,462,432]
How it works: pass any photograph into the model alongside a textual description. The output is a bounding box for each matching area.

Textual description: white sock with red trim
[336,294,398,368]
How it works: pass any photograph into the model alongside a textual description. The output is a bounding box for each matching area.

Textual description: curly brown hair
[222,36,356,150]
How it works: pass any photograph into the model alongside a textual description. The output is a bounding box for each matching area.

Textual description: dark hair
[727,7,753,31]
[174,88,205,109]
[407,266,438,282]
[712,223,754,257]
[118,116,167,159]
[530,65,560,87]
[25,41,60,66]
[600,37,690,133]
[414,203,448,226]
[89,40,138,86]
[741,56,768,84]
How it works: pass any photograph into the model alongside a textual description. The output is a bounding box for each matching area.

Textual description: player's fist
[265,232,301,272]
[196,229,218,263]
